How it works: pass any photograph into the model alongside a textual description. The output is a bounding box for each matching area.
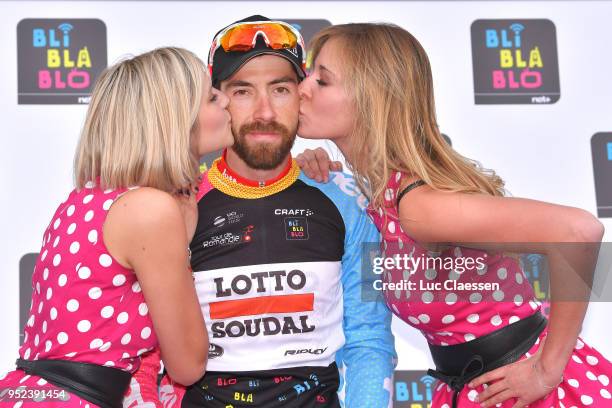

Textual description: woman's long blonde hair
[308,23,505,209]
[74,47,205,192]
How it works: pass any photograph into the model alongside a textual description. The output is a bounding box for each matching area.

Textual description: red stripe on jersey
[209,293,314,319]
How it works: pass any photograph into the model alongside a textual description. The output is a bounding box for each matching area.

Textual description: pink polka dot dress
[367,171,612,407]
[0,183,158,407]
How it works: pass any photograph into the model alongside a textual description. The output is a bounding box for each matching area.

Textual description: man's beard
[231,121,296,170]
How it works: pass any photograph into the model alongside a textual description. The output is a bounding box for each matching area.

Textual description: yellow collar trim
[207,158,300,199]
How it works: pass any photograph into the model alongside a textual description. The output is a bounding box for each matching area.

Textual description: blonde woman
[297,23,611,408]
[0,47,233,407]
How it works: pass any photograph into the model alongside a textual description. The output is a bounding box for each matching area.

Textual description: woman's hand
[295,147,343,183]
[468,338,564,408]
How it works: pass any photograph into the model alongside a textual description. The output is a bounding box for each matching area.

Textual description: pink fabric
[367,171,612,407]
[124,349,163,408]
[196,172,214,202]
[0,184,158,407]
[159,373,187,408]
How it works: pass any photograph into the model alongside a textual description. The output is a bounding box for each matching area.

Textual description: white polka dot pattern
[5,186,157,397]
[366,171,612,407]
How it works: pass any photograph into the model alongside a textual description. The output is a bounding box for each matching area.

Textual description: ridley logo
[208,343,224,359]
[284,347,328,356]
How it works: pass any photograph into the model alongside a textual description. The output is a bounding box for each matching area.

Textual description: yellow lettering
[77,46,92,68]
[63,49,75,68]
[47,49,60,68]
[529,46,543,68]
[533,280,546,299]
[500,49,513,68]
[515,49,526,68]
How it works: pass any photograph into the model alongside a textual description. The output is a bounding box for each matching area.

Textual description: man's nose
[253,94,275,122]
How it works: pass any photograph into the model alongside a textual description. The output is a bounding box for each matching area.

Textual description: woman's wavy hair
[74,47,206,192]
[308,23,505,209]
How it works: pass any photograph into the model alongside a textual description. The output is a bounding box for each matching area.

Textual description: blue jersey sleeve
[299,172,397,408]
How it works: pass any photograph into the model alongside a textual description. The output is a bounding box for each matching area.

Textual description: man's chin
[231,145,284,170]
[245,155,286,170]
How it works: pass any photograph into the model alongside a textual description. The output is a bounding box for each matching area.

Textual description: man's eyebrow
[225,79,253,88]
[269,76,298,86]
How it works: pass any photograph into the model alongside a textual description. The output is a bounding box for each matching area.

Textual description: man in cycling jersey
[158,15,396,408]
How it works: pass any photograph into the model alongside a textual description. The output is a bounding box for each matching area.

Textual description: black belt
[16,358,132,408]
[427,311,547,408]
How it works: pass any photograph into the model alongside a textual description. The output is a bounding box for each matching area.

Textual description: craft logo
[285,217,309,240]
[591,133,612,218]
[471,19,559,104]
[17,19,107,104]
[394,371,434,407]
[274,208,314,216]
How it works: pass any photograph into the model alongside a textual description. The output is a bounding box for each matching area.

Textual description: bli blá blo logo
[285,217,309,240]
[591,133,612,218]
[393,371,435,406]
[17,19,107,104]
[471,19,560,104]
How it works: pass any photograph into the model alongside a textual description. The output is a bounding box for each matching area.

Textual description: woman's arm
[399,187,604,407]
[398,187,601,244]
[104,187,208,385]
